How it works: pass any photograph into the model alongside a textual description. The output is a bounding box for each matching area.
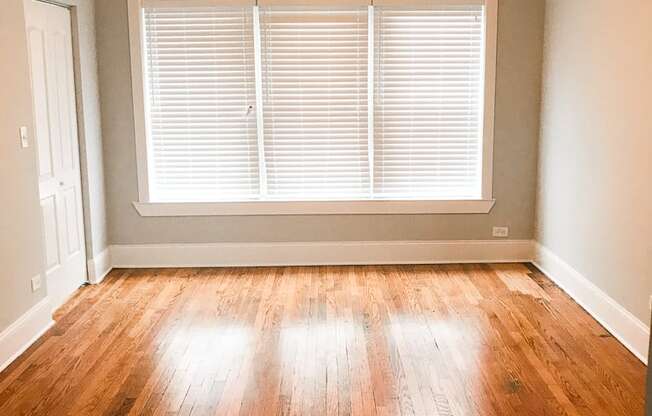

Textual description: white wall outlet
[31,275,41,292]
[19,126,29,148]
[492,226,509,238]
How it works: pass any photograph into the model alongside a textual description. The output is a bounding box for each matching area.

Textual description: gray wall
[96,0,545,245]
[537,0,652,323]
[66,0,109,259]
[0,0,47,331]
[0,0,106,333]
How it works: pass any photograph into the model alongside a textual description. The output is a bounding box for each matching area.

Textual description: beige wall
[537,0,652,323]
[647,324,651,414]
[96,0,545,245]
[0,0,47,331]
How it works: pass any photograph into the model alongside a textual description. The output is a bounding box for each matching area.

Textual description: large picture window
[128,0,497,215]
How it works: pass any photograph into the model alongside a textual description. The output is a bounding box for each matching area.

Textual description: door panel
[26,0,87,310]
[62,187,80,256]
[53,31,75,171]
[40,196,60,271]
[27,28,54,180]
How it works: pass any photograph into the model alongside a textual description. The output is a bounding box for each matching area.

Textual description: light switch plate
[31,274,41,292]
[19,126,29,148]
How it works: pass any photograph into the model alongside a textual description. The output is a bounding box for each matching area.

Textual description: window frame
[127,0,498,216]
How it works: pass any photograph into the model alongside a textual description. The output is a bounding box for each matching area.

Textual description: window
[374,4,484,200]
[128,0,497,216]
[143,5,259,202]
[259,6,370,199]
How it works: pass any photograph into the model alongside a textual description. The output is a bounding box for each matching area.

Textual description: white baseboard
[533,243,650,364]
[110,239,535,268]
[0,297,54,373]
[87,247,112,284]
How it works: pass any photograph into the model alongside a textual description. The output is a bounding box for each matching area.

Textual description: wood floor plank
[0,264,646,416]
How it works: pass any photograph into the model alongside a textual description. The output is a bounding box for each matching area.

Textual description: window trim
[127,0,498,216]
[133,199,496,216]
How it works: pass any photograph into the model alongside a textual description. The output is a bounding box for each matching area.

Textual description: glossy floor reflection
[0,264,646,415]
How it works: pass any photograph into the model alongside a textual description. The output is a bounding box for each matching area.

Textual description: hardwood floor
[0,264,646,415]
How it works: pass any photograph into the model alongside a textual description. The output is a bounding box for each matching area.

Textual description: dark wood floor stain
[0,263,646,415]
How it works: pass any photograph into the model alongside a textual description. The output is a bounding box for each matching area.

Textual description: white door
[25,0,87,310]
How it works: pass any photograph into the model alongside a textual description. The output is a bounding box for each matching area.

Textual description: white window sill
[132,199,496,217]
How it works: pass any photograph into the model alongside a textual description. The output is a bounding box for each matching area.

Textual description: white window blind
[258,6,370,199]
[373,5,484,199]
[143,6,260,202]
[138,2,491,205]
